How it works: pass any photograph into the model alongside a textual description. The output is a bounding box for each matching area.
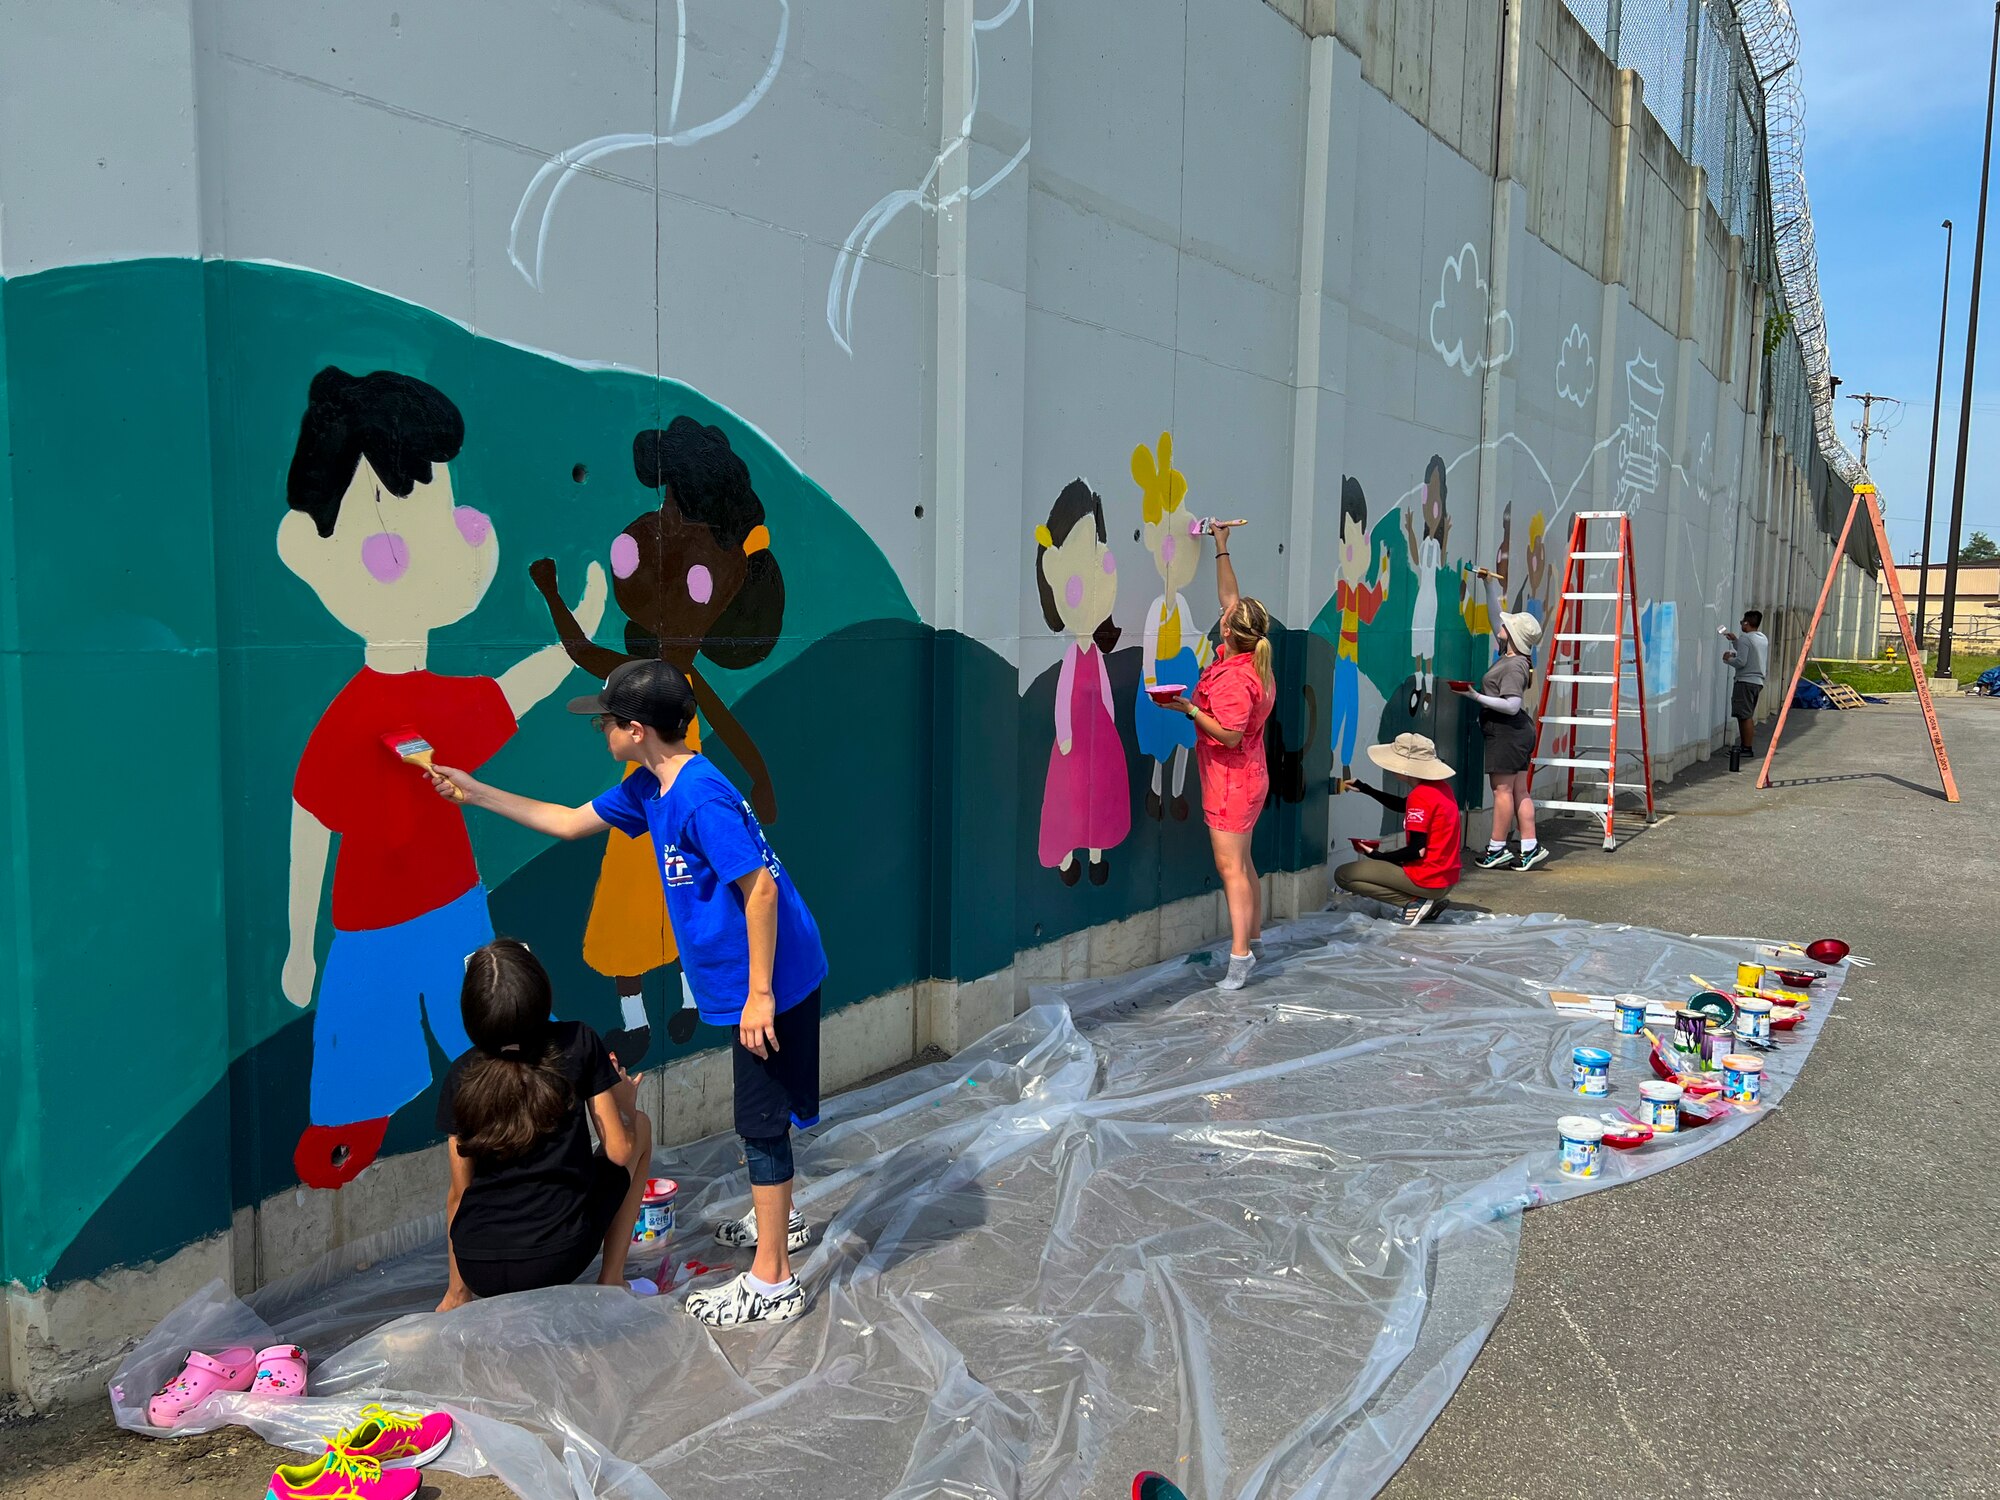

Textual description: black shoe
[666,1006,699,1044]
[605,1023,652,1070]
[1088,856,1110,886]
[1170,793,1189,821]
[1060,859,1083,887]
[1146,787,1164,821]
[1515,846,1550,872]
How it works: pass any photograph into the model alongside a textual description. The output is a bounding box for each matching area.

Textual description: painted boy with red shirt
[1332,732,1462,926]
[277,367,605,1188]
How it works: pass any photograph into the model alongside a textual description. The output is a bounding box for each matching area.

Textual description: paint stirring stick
[382,727,463,800]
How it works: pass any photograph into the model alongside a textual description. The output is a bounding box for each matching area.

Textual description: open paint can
[1736,961,1766,992]
[1638,1079,1682,1133]
[1735,996,1773,1045]
[1572,1047,1611,1096]
[634,1177,678,1244]
[1722,1055,1764,1107]
[1557,1116,1605,1178]
[1614,995,1648,1035]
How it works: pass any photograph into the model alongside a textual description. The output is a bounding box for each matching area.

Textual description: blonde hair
[1226,598,1276,694]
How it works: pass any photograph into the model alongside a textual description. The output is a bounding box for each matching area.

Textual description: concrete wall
[0,0,1874,1402]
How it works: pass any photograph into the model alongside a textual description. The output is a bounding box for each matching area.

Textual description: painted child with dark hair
[1402,454,1453,713]
[1329,475,1391,782]
[1034,479,1131,885]
[278,366,605,1190]
[528,415,785,1060]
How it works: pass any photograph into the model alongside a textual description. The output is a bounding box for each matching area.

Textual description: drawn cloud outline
[1428,242,1516,377]
[1555,323,1596,408]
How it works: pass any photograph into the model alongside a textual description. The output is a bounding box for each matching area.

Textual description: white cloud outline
[1555,323,1596,408]
[1428,242,1515,376]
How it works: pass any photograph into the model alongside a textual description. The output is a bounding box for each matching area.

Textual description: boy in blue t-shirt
[429,659,826,1327]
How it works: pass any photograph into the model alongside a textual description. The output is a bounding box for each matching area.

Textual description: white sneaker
[714,1206,810,1252]
[684,1271,806,1327]
[1218,952,1257,991]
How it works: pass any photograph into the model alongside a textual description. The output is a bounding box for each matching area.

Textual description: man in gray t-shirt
[1722,610,1770,752]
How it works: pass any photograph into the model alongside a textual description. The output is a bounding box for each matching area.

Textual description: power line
[1847,391,1902,468]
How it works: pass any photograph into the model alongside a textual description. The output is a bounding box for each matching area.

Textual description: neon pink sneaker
[332,1404,456,1469]
[265,1447,417,1500]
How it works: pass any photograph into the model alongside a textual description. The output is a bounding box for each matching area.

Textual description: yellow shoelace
[332,1402,424,1454]
[276,1446,383,1498]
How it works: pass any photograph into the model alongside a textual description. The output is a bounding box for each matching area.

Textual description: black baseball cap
[567,659,696,733]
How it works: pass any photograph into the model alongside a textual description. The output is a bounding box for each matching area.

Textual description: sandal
[250,1344,308,1397]
[146,1346,256,1427]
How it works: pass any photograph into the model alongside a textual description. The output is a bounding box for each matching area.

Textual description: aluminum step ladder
[1529,511,1655,849]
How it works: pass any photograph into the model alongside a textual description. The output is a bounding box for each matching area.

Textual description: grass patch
[1807,651,2000,694]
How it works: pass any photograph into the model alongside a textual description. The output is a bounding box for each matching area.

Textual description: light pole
[1917,219,1953,651]
[1941,3,2000,679]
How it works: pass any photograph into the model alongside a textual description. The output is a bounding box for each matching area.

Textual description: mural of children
[278,367,605,1190]
[1515,510,1552,630]
[1401,455,1452,714]
[1131,432,1208,821]
[1329,476,1391,781]
[530,416,786,1061]
[1458,503,1510,639]
[1035,480,1130,886]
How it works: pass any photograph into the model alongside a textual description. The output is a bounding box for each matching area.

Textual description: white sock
[620,994,647,1030]
[746,1269,796,1296]
[1521,838,1539,853]
[1230,951,1252,961]
[1486,840,1506,854]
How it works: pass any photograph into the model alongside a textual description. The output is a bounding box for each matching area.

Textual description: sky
[1799,0,2000,563]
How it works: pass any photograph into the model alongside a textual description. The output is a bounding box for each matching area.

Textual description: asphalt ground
[1386,694,2000,1500]
[5,696,1994,1499]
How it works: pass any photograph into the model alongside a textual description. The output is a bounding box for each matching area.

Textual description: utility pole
[1848,392,1899,469]
[1918,219,1954,650]
[1941,1,2000,679]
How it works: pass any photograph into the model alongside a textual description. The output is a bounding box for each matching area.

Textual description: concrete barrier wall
[0,0,1875,1402]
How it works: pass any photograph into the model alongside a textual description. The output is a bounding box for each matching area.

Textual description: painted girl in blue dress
[1131,433,1209,821]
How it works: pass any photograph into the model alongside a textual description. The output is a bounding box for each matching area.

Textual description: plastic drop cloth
[113,909,1845,1499]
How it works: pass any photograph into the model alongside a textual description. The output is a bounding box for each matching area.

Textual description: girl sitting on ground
[1334,732,1462,926]
[435,938,654,1310]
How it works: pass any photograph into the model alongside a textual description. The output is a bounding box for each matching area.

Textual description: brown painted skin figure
[530,416,786,1055]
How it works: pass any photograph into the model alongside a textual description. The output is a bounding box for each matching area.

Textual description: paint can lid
[643,1177,679,1199]
[1721,1054,1763,1072]
[1573,1047,1612,1066]
[1638,1079,1683,1101]
[1557,1115,1606,1141]
[1614,994,1648,1009]
[1737,996,1773,1013]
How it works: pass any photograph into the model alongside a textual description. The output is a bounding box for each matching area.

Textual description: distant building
[1885,564,2000,653]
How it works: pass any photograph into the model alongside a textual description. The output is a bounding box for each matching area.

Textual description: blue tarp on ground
[114,911,1847,1500]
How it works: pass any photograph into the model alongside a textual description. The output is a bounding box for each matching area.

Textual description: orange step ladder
[1529,512,1656,849]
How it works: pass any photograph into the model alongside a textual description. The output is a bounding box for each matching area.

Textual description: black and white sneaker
[684,1271,806,1327]
[1515,846,1551,872]
[714,1206,811,1252]
[1402,898,1440,927]
[1475,846,1514,870]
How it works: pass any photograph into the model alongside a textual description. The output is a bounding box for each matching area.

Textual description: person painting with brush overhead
[427,659,827,1329]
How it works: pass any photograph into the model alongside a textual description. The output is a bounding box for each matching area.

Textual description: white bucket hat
[1366,732,1455,781]
[1499,609,1544,652]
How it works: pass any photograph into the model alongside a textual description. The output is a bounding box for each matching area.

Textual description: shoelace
[289,1446,384,1497]
[332,1403,424,1454]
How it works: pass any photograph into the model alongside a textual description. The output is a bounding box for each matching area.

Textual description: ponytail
[451,939,572,1163]
[1227,598,1276,694]
[1251,635,1274,694]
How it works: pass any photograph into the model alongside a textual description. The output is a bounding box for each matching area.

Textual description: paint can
[1735,996,1773,1046]
[1701,1024,1733,1071]
[1572,1046,1612,1096]
[634,1178,678,1244]
[1557,1116,1605,1178]
[1637,1079,1682,1133]
[1676,1010,1709,1062]
[1722,1055,1764,1107]
[1614,995,1648,1035]
[1736,961,1765,992]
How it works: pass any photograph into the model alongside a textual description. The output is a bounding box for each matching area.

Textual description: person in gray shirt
[1722,609,1769,752]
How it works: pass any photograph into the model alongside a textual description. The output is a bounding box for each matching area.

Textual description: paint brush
[382,727,463,800]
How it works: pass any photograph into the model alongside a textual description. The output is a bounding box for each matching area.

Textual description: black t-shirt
[436,1021,620,1261]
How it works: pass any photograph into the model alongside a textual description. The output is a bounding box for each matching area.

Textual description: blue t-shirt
[592,758,827,1025]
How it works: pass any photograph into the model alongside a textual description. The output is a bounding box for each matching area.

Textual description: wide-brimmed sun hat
[1499,609,1544,652]
[1366,732,1455,780]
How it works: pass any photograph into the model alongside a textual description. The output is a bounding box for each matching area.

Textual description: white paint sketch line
[508,0,790,291]
[828,0,1033,354]
[1429,243,1516,376]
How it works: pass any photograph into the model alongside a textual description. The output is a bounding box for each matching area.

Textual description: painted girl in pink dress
[1034,480,1131,886]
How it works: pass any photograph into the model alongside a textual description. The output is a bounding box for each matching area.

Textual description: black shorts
[454,1154,630,1299]
[1481,709,1538,776]
[733,988,822,1140]
[1732,681,1762,720]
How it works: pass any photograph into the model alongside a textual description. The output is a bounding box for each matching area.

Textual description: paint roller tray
[1600,1124,1654,1149]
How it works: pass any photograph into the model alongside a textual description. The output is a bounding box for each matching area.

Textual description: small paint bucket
[1701,1025,1733,1071]
[1722,1055,1764,1106]
[1736,961,1765,991]
[1572,1046,1612,1096]
[633,1177,678,1243]
[1735,996,1773,1045]
[1675,1010,1706,1059]
[1614,995,1648,1035]
[1637,1079,1682,1133]
[1558,1116,1606,1178]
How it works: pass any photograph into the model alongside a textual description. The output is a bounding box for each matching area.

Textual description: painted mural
[1132,433,1208,822]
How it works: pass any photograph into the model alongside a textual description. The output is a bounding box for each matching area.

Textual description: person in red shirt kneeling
[1334,733,1461,926]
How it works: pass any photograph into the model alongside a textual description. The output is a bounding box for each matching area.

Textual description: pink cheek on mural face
[610,534,640,579]
[1064,575,1085,609]
[1161,535,1177,565]
[1101,552,1116,575]
[686,564,713,604]
[453,506,492,547]
[361,532,409,584]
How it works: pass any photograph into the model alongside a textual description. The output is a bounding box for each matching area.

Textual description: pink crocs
[250,1344,308,1398]
[145,1346,256,1427]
